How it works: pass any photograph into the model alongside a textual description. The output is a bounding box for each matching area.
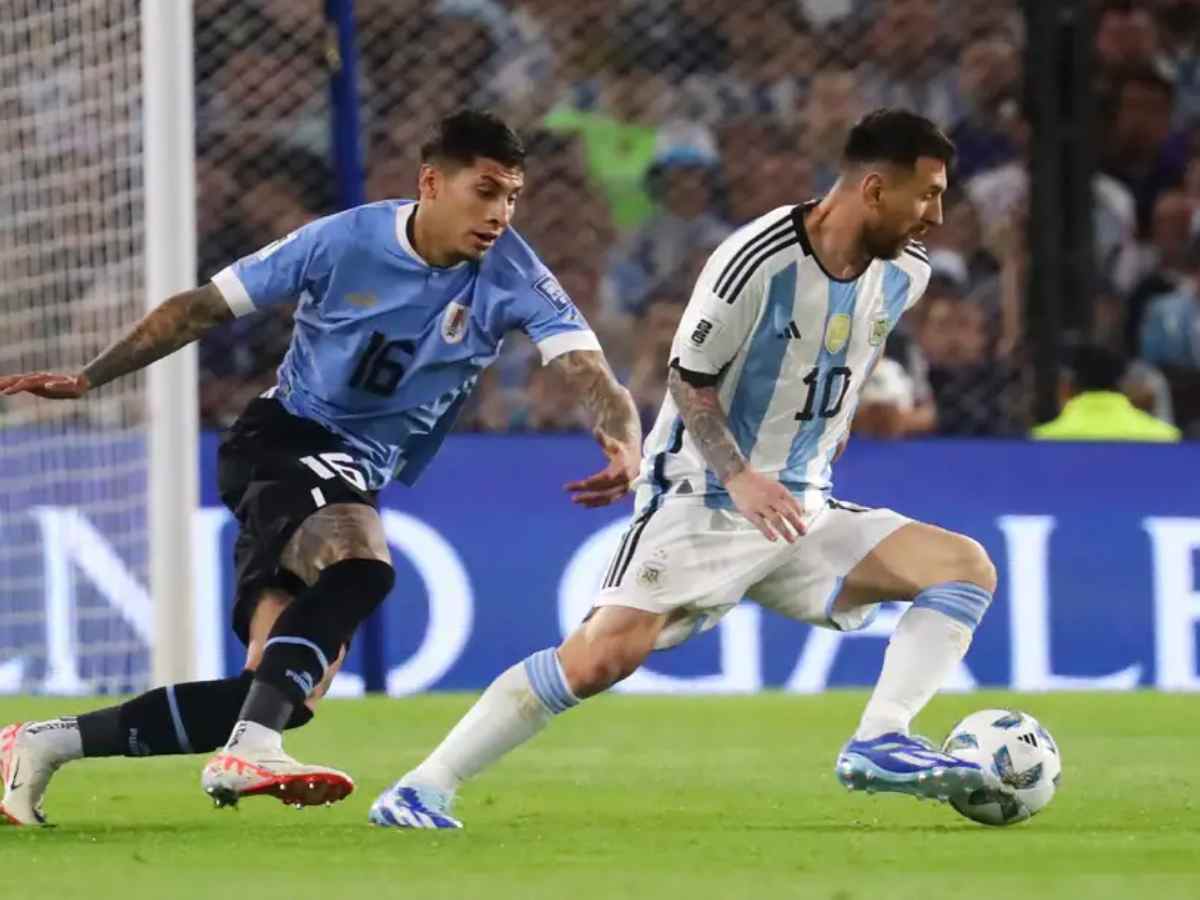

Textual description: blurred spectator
[1033,344,1180,441]
[1094,1,1160,81]
[718,121,813,226]
[913,280,1021,435]
[858,0,962,127]
[1123,358,1178,424]
[608,123,732,314]
[1155,0,1200,127]
[1099,67,1189,236]
[542,66,669,232]
[511,356,590,431]
[1140,253,1200,370]
[803,66,865,194]
[676,1,815,123]
[853,357,937,438]
[1124,189,1196,353]
[967,111,1138,295]
[627,296,686,431]
[949,29,1022,180]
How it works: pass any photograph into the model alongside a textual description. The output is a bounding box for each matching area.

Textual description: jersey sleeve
[210,213,345,317]
[513,270,602,364]
[670,228,772,384]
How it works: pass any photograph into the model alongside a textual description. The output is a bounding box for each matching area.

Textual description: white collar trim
[394,202,468,270]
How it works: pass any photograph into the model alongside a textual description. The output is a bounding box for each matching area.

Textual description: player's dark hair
[842,108,956,171]
[421,109,526,171]
[1068,344,1127,392]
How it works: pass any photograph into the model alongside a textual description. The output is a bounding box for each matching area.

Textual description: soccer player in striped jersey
[371,109,1007,830]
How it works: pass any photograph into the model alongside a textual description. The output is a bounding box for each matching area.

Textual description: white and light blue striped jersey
[212,200,599,489]
[635,201,931,515]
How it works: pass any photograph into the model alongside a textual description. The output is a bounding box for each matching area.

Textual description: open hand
[0,372,90,400]
[725,469,807,543]
[565,430,640,508]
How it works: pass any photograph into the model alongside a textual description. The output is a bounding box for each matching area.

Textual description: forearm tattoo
[551,350,640,447]
[667,366,746,484]
[82,284,233,389]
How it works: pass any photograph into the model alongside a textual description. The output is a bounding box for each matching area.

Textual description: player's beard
[861,224,908,261]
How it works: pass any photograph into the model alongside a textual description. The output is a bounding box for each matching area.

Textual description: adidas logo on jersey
[777,321,802,340]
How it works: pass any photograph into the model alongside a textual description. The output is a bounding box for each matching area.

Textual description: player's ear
[418,163,439,201]
[861,171,885,209]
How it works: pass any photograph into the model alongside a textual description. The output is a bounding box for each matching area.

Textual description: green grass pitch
[1,692,1196,899]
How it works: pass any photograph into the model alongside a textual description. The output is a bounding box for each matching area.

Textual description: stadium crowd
[190,0,1200,439]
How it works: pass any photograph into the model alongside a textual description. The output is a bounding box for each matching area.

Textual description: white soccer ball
[941,708,1062,826]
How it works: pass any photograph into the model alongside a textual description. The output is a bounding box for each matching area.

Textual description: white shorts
[597,497,911,650]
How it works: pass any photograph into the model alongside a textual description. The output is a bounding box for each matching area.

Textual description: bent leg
[234,503,392,738]
[406,605,666,794]
[837,522,996,741]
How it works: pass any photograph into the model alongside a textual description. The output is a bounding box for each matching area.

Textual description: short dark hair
[420,109,526,170]
[842,108,956,171]
[1068,344,1127,392]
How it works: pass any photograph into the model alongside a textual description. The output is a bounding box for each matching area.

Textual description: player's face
[862,157,947,260]
[436,157,525,261]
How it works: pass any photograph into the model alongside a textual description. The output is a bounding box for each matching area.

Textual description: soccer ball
[941,709,1062,826]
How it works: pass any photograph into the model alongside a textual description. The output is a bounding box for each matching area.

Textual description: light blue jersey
[212,200,599,488]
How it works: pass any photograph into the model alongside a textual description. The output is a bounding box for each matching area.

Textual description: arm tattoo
[82,284,234,389]
[550,350,640,447]
[667,366,746,484]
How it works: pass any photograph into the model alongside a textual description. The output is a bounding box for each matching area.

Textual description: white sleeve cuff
[536,329,602,364]
[212,266,255,318]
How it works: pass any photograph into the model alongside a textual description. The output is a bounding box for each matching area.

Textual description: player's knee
[320,558,394,641]
[951,535,997,594]
[567,646,646,696]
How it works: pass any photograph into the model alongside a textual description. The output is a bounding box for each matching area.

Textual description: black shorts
[217,396,378,645]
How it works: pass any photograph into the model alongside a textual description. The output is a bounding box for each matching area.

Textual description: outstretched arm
[0,283,233,398]
[667,365,806,542]
[550,349,641,508]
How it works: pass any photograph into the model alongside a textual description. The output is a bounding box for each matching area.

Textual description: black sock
[77,672,315,758]
[241,558,393,730]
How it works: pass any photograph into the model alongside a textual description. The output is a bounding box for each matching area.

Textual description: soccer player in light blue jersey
[372,110,1008,830]
[0,111,641,824]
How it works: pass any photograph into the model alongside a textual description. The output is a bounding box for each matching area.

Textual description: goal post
[142,0,199,687]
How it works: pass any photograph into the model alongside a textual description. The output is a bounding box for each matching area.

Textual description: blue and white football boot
[369,780,463,829]
[835,732,991,802]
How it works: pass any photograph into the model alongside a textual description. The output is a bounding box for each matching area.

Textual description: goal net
[0,0,151,694]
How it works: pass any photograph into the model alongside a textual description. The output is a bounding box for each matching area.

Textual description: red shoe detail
[0,723,21,790]
[1,804,22,826]
[208,754,354,807]
[241,771,355,807]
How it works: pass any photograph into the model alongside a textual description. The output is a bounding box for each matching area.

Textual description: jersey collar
[394,202,469,271]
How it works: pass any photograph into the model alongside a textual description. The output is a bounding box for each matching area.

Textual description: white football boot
[201,737,354,810]
[1,722,60,826]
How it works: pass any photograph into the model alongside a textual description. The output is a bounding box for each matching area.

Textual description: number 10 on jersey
[796,366,852,421]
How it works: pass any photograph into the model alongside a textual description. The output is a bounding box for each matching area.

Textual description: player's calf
[206,557,393,809]
[375,608,664,828]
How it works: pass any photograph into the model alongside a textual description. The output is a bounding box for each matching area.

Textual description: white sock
[223,720,282,754]
[404,648,578,794]
[856,581,992,741]
[26,718,84,764]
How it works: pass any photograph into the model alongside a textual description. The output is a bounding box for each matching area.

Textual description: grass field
[1,691,1196,899]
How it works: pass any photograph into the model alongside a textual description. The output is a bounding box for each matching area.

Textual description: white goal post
[142,0,198,687]
[0,0,199,694]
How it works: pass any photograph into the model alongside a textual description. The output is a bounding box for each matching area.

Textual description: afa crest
[868,316,889,346]
[824,313,851,353]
